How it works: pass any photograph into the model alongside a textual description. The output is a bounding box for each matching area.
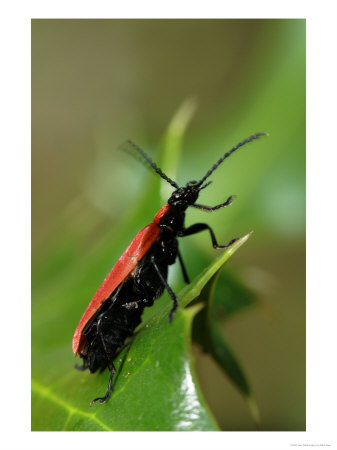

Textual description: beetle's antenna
[199,181,212,190]
[197,132,268,186]
[121,140,179,189]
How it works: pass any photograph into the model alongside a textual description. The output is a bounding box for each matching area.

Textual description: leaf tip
[245,230,254,240]
[246,394,261,428]
[226,230,254,256]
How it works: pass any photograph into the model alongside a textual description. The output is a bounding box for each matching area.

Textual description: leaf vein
[31,379,113,431]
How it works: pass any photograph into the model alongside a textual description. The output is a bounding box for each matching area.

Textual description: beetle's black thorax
[159,207,185,235]
[162,183,201,235]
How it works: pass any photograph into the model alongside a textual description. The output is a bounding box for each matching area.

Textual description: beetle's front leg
[192,195,236,212]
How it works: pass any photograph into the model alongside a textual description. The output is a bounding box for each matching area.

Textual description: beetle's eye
[187,180,198,186]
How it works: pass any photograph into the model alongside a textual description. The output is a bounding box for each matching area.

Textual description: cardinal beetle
[73,132,267,405]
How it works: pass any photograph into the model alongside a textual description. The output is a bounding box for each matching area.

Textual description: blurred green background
[32,19,305,430]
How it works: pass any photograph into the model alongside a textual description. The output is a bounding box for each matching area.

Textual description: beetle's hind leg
[90,362,116,406]
[89,315,117,406]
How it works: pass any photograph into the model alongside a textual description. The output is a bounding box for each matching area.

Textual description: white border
[1,1,336,449]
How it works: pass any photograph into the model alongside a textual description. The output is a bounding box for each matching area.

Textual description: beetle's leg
[177,248,190,284]
[90,362,116,406]
[179,223,238,249]
[192,195,236,212]
[150,255,178,322]
[89,317,116,406]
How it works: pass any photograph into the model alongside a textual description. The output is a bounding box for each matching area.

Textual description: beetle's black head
[168,180,211,209]
[168,182,199,209]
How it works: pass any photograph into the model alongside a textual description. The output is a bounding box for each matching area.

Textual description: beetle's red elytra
[73,133,267,405]
[72,203,170,355]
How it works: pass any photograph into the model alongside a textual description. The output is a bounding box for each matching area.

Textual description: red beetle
[73,133,267,405]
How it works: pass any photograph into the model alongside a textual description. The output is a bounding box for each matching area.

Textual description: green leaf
[32,305,216,431]
[31,233,252,431]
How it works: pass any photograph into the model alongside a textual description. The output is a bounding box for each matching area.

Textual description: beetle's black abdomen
[82,297,145,373]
